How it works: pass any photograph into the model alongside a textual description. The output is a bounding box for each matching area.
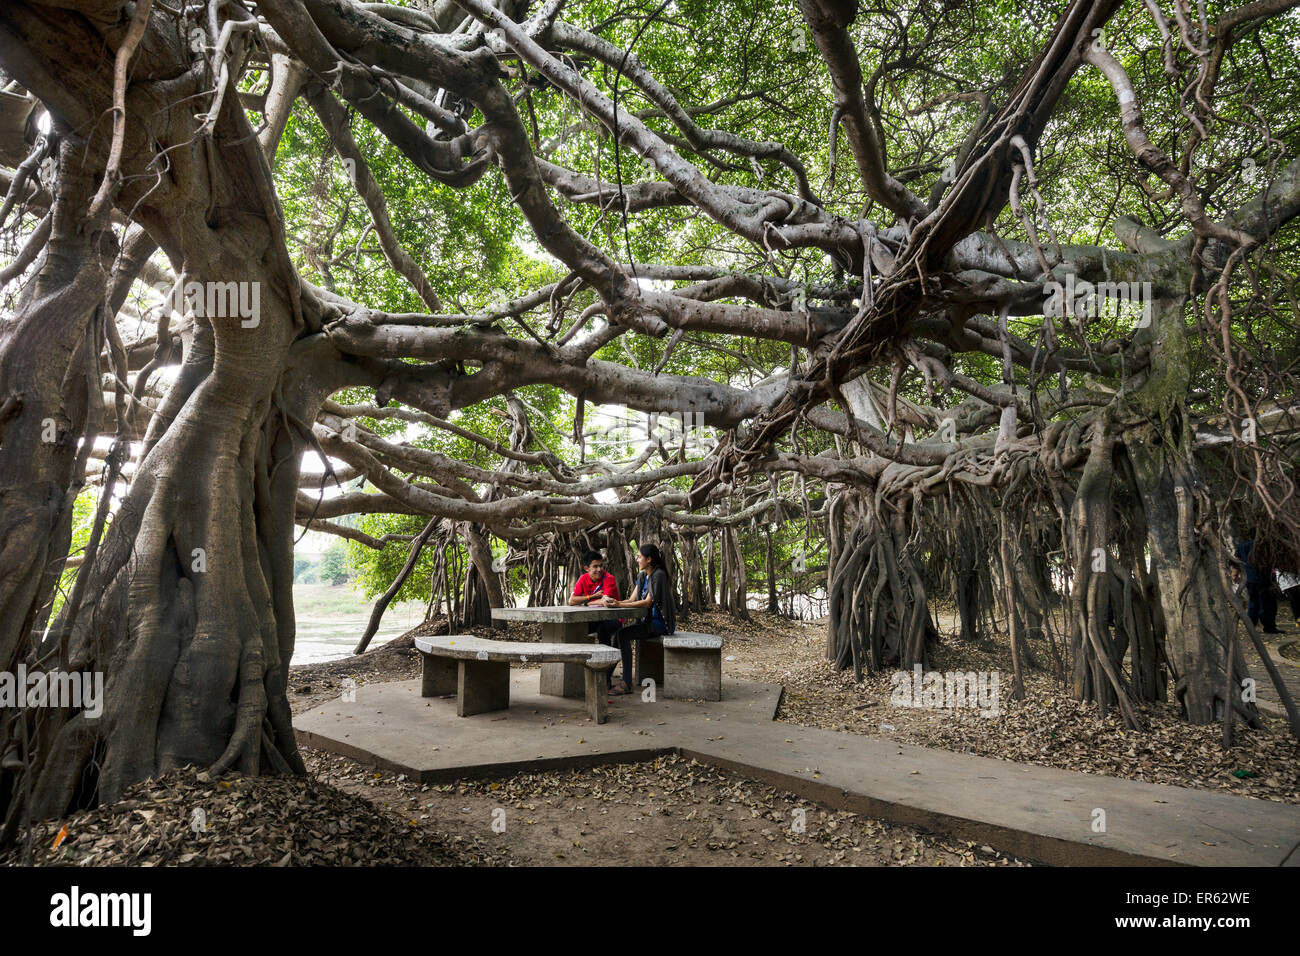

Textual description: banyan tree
[0,0,1297,832]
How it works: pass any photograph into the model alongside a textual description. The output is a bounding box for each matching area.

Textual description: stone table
[490,605,626,697]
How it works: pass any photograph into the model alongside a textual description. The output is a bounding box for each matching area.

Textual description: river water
[291,587,427,665]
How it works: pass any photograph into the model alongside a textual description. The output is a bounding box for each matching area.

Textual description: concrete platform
[295,673,782,782]
[679,729,1300,867]
[295,673,1300,867]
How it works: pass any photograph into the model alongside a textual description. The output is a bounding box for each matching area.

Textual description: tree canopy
[0,0,1297,830]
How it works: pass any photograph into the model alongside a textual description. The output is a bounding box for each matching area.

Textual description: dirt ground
[300,749,1027,866]
[293,608,1300,807]
[257,605,1300,867]
[709,610,1299,804]
[5,747,1028,867]
[6,767,484,867]
[289,618,1031,866]
[13,608,1294,867]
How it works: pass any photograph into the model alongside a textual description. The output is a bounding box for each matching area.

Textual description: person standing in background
[1277,569,1300,625]
[1236,531,1281,633]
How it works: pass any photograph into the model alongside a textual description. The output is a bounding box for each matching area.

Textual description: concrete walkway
[295,674,1300,867]
[1245,631,1300,720]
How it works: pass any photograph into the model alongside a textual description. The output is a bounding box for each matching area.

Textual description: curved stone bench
[415,635,620,723]
[633,632,723,700]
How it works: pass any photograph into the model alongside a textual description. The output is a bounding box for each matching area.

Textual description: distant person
[1277,569,1300,624]
[595,543,675,695]
[569,550,621,645]
[1236,531,1280,633]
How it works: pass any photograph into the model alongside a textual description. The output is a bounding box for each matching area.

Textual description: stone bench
[633,632,723,700]
[415,635,621,724]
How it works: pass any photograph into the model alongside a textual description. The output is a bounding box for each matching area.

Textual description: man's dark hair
[581,550,604,567]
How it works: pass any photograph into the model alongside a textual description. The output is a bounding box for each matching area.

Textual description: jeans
[610,620,667,685]
[1246,582,1278,631]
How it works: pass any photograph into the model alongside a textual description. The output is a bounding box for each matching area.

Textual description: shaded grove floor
[6,753,1029,867]
[294,670,1298,865]
[292,608,1300,805]
[716,610,1299,805]
[11,609,1295,867]
[302,751,1031,866]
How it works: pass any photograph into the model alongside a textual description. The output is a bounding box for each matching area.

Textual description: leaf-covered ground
[3,753,1028,867]
[4,767,501,866]
[16,608,1290,867]
[289,608,1300,805]
[303,750,1028,866]
[705,610,1300,805]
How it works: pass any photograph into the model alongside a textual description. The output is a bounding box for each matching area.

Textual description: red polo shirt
[573,571,621,602]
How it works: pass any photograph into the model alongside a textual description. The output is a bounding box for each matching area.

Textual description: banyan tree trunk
[706,531,717,605]
[1014,547,1049,653]
[460,564,494,628]
[1,17,319,825]
[0,140,127,677]
[11,264,310,823]
[723,525,749,620]
[998,499,1027,701]
[461,522,503,626]
[951,508,983,645]
[525,538,543,607]
[424,529,451,620]
[1063,416,1143,728]
[1111,449,1166,703]
[676,532,707,615]
[765,529,778,614]
[825,491,847,658]
[826,491,936,677]
[1117,297,1261,726]
[1127,429,1253,723]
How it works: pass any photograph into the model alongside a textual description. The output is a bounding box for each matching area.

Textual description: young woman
[595,543,676,695]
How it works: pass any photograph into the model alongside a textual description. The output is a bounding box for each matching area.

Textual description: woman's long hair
[638,542,666,572]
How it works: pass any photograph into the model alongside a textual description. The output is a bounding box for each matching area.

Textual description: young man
[570,550,621,644]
